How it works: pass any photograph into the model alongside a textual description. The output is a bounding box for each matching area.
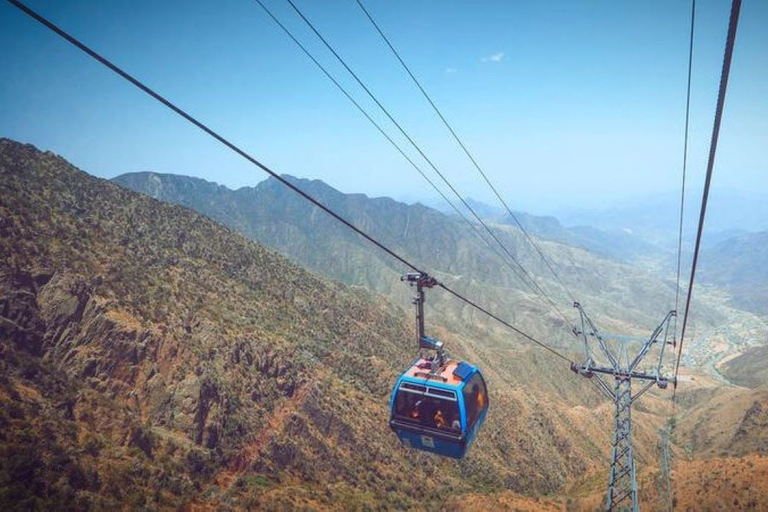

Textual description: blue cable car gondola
[389,356,488,458]
[389,273,489,459]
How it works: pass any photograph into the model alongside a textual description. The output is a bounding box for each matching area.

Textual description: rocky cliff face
[5,138,767,510]
[0,139,618,509]
[0,139,421,509]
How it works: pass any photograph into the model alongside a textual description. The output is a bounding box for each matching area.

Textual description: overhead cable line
[3,0,417,273]
[666,6,701,507]
[253,0,567,326]
[673,0,696,355]
[674,0,741,390]
[5,0,576,366]
[438,284,572,363]
[355,0,578,306]
[252,0,541,306]
[280,0,573,326]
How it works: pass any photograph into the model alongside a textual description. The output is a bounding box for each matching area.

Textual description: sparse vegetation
[2,138,768,510]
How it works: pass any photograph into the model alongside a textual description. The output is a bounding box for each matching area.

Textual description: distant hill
[425,196,661,263]
[114,170,763,363]
[114,171,594,346]
[699,230,768,316]
[502,211,662,264]
[557,190,768,250]
[719,345,768,389]
[113,172,663,334]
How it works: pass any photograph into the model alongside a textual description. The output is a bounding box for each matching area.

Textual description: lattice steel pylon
[570,303,676,511]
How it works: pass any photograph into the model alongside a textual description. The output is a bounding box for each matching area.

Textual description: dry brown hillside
[0,139,612,509]
[3,138,768,510]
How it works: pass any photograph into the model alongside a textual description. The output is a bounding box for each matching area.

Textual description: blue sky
[1,0,766,214]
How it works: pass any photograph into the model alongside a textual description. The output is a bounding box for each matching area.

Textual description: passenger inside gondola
[394,388,460,432]
[410,400,422,420]
[433,409,446,428]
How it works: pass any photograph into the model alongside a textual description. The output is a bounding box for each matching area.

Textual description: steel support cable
[670,3,696,447]
[438,283,573,364]
[282,0,568,325]
[282,0,573,327]
[254,0,565,327]
[5,0,575,366]
[253,0,540,308]
[673,0,696,358]
[355,0,578,306]
[674,0,741,392]
[3,0,420,274]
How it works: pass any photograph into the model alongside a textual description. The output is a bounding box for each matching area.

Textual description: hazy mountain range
[425,189,768,318]
[2,137,768,510]
[419,196,663,264]
[557,189,768,242]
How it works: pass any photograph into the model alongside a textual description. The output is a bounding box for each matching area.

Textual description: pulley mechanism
[401,272,446,372]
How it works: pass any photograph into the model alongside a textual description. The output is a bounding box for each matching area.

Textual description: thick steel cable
[670,4,696,451]
[673,0,696,355]
[669,0,696,484]
[3,0,420,274]
[282,0,573,326]
[674,0,741,391]
[253,0,547,313]
[355,0,578,307]
[438,284,572,363]
[5,0,575,366]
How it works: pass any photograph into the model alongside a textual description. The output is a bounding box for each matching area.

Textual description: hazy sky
[1,0,766,214]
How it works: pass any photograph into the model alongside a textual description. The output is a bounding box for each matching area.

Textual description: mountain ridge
[113,169,767,365]
[4,138,768,510]
[0,138,614,509]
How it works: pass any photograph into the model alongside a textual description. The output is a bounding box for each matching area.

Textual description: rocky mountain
[4,138,768,510]
[0,138,424,508]
[113,171,766,369]
[1,138,628,510]
[113,171,597,356]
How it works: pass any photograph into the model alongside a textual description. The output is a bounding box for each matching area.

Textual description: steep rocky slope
[5,139,768,510]
[0,138,420,508]
[0,138,619,509]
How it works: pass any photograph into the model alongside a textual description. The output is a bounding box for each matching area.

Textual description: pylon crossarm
[579,365,665,383]
[569,362,616,399]
[592,374,615,400]
[573,302,618,368]
[631,380,656,404]
[656,311,676,377]
[628,310,676,373]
